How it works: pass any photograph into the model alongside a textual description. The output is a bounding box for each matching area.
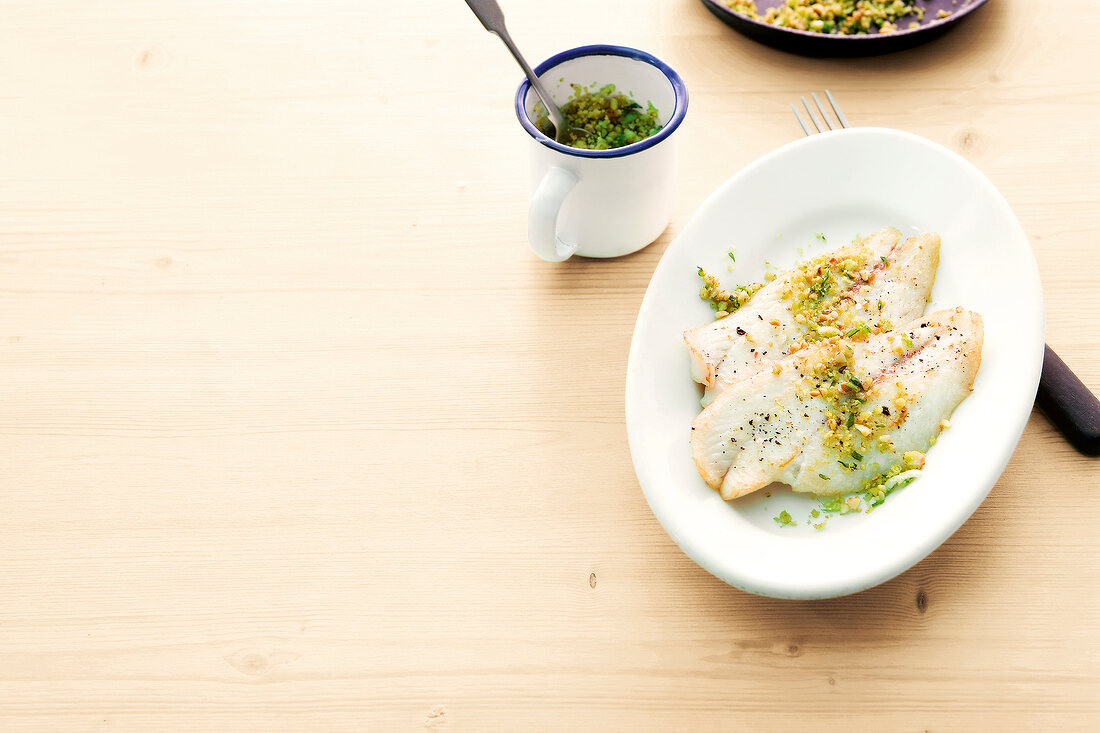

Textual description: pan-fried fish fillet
[684,227,940,403]
[690,309,983,500]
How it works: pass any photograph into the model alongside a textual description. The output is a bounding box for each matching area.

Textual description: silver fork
[791,90,849,136]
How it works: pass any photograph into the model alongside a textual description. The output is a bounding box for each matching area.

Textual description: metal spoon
[462,0,589,145]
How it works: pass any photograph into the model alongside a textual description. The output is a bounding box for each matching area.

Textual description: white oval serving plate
[625,127,1044,599]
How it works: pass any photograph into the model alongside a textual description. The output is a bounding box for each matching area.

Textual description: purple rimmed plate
[700,0,990,57]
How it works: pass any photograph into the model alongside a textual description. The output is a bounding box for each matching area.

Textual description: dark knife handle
[1036,345,1100,456]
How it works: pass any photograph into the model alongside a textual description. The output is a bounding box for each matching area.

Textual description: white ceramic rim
[624,127,1044,599]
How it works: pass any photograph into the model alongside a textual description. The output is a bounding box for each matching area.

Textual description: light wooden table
[0,1,1096,730]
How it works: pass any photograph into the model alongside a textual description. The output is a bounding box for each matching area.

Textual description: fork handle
[1036,345,1100,456]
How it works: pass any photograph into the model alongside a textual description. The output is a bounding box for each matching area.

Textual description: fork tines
[792,90,849,136]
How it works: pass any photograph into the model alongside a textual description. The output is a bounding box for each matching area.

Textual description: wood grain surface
[0,1,1097,730]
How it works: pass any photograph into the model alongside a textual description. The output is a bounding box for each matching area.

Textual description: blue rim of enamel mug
[514,44,688,159]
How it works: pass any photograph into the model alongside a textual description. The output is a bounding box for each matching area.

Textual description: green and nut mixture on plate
[684,228,983,529]
[724,0,944,35]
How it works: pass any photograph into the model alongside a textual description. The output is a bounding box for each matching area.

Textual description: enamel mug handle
[528,166,579,262]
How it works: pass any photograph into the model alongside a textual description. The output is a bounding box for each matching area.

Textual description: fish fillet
[684,227,940,403]
[690,309,983,500]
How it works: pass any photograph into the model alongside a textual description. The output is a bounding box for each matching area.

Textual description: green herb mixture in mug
[534,83,662,150]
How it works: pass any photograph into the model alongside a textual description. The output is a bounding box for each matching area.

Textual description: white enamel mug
[515,45,688,262]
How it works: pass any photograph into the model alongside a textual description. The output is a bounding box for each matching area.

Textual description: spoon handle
[463,0,506,34]
[462,0,565,135]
